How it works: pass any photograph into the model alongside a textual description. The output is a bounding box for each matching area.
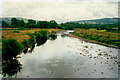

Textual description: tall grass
[72,29,120,48]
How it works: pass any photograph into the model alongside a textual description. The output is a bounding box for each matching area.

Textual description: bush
[35,30,48,46]
[35,32,42,42]
[21,39,29,48]
[13,31,20,33]
[49,33,57,40]
[2,38,22,60]
[35,30,47,42]
[27,32,36,45]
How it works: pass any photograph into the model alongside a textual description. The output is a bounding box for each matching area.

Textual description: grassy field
[1,28,61,55]
[2,28,60,42]
[1,28,120,48]
[72,29,120,48]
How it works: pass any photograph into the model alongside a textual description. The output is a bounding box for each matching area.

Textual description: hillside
[0,17,29,24]
[69,18,118,24]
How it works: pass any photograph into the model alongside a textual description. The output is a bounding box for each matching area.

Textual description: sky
[0,0,119,22]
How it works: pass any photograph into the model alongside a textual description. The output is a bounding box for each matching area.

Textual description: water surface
[16,31,119,78]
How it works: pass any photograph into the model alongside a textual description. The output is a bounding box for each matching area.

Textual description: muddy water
[17,30,118,78]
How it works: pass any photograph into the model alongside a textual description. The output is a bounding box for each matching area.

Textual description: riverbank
[2,28,61,42]
[65,29,119,49]
[2,29,62,58]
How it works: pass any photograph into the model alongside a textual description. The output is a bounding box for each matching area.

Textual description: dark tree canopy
[18,20,26,28]
[27,19,36,28]
[1,17,119,31]
[11,18,18,28]
[2,21,9,28]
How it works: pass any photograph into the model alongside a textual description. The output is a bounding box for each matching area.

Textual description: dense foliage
[2,29,55,77]
[21,39,29,48]
[35,30,48,46]
[2,30,49,59]
[27,32,36,45]
[2,18,119,32]
[2,38,22,60]
[49,31,57,40]
[2,58,22,77]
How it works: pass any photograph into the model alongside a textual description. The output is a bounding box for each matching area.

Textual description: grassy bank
[2,28,60,42]
[1,28,61,58]
[72,29,120,48]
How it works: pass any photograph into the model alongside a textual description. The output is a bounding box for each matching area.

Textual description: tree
[11,18,18,28]
[27,19,36,28]
[18,20,26,28]
[50,20,58,28]
[2,21,9,28]
[2,38,22,60]
[36,21,42,28]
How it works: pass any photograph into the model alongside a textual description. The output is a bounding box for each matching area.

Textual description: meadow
[72,29,120,48]
[2,28,60,42]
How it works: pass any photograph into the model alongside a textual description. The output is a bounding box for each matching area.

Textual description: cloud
[1,0,120,2]
[2,1,118,22]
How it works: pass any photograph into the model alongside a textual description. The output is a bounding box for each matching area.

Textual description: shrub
[27,32,36,45]
[35,30,47,42]
[35,30,48,46]
[38,30,47,39]
[49,33,57,40]
[21,39,29,48]
[28,33,36,45]
[2,38,22,60]
[35,32,42,42]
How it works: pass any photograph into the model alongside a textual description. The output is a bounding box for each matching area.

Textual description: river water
[9,30,120,78]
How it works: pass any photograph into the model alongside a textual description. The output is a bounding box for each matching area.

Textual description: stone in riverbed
[101,72,104,74]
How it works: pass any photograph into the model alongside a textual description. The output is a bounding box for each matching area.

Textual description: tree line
[2,18,119,31]
[2,18,58,28]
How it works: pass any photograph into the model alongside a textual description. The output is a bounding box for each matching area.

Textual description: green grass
[72,29,120,48]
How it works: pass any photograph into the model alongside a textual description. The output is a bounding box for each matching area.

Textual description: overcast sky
[1,0,119,22]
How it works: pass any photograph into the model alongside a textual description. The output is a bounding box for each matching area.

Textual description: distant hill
[0,17,119,25]
[0,17,29,25]
[69,18,118,24]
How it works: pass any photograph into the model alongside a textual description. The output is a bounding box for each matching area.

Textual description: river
[3,30,119,78]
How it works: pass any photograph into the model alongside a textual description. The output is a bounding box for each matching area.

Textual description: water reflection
[1,30,119,78]
[43,59,73,78]
[28,44,35,53]
[2,58,22,77]
[61,34,66,37]
[23,45,35,54]
[16,31,118,78]
[36,40,47,46]
[49,35,57,40]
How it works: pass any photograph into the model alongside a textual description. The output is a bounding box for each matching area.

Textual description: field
[2,28,60,42]
[1,28,120,48]
[72,29,120,48]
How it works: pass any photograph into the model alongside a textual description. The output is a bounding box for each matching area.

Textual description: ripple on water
[16,31,119,78]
